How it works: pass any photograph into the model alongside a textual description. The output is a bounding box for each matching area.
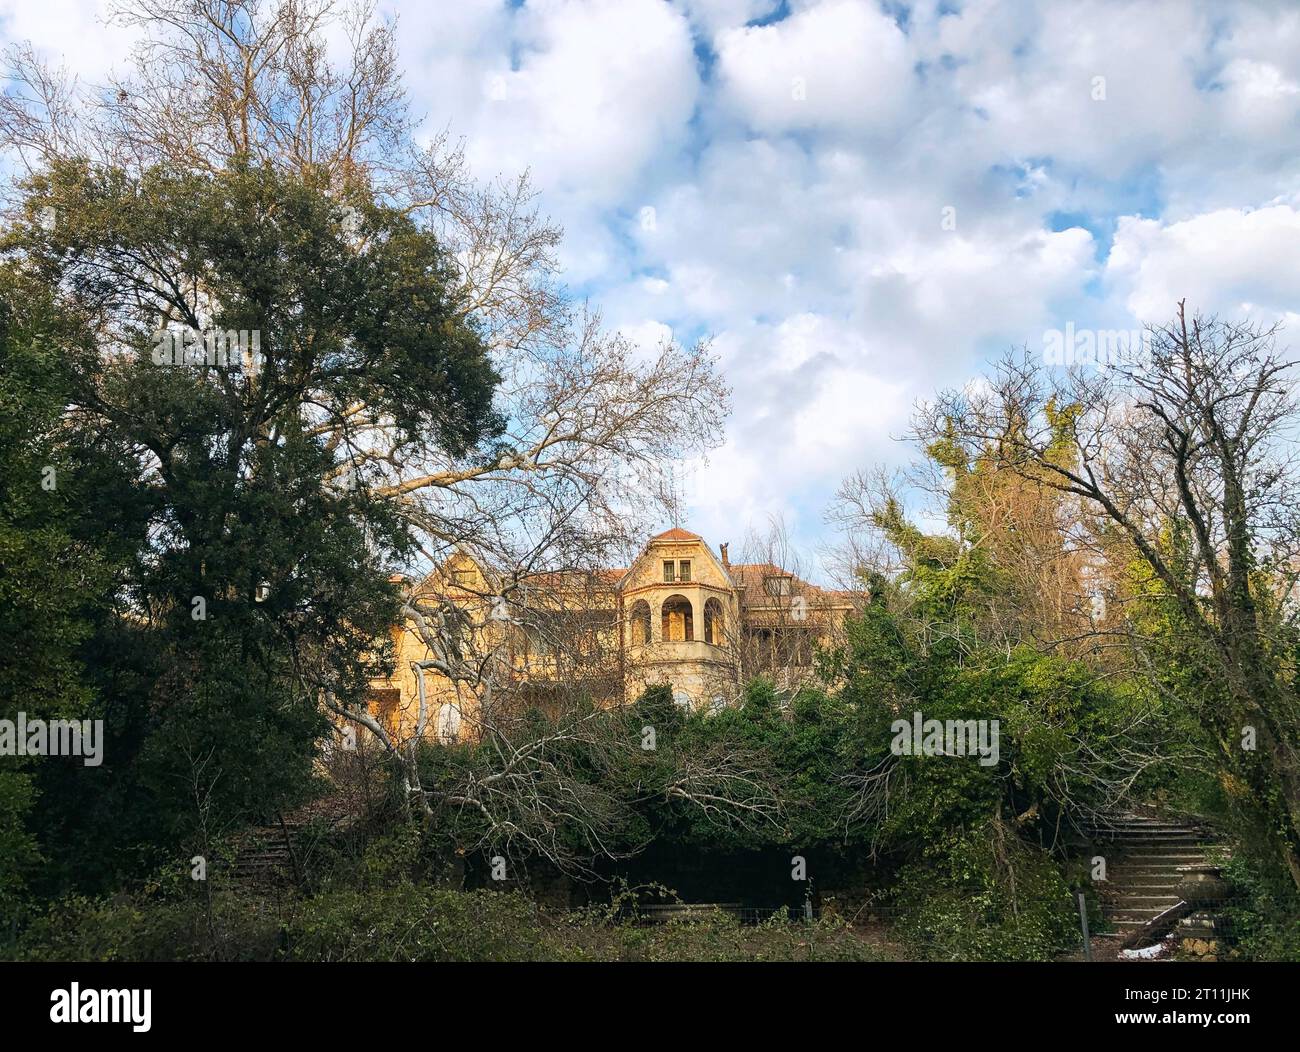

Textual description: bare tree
[1,0,567,368]
[832,434,1102,664]
[730,517,853,695]
[917,302,1300,888]
[0,0,733,825]
[331,567,784,876]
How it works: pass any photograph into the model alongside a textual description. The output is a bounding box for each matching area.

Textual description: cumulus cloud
[0,0,136,80]
[684,314,910,553]
[388,0,698,208]
[1107,205,1300,324]
[7,0,1300,560]
[713,0,912,133]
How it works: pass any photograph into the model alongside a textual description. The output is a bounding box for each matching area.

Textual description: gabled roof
[728,563,854,608]
[521,568,626,589]
[620,527,728,591]
[650,527,703,541]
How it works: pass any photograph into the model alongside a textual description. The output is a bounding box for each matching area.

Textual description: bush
[890,822,1077,961]
[10,891,282,962]
[284,885,568,961]
[9,883,897,962]
[1218,850,1300,961]
[596,910,889,962]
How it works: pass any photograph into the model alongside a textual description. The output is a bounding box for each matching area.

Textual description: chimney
[720,542,730,568]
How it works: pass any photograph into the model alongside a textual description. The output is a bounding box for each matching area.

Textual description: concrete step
[1112,909,1183,923]
[1113,864,1212,873]
[227,824,298,886]
[1111,856,1218,863]
[1090,811,1228,937]
[1102,893,1181,901]
[1106,849,1213,856]
[1100,819,1202,827]
[1119,853,1212,862]
[1101,836,1208,845]
[1102,889,1180,898]
[1096,830,1209,840]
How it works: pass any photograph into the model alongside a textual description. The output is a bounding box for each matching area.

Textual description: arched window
[661,595,693,642]
[673,689,693,711]
[435,703,462,744]
[629,599,652,645]
[704,598,725,646]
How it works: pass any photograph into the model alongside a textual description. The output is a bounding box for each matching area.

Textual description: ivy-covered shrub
[579,909,893,962]
[890,822,1077,961]
[1218,850,1300,961]
[10,885,896,962]
[282,885,566,961]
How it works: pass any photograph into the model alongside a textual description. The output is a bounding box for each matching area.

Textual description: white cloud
[8,0,1300,559]
[714,0,911,133]
[1107,205,1300,324]
[446,0,701,208]
[684,313,910,553]
[0,0,137,80]
[676,0,781,35]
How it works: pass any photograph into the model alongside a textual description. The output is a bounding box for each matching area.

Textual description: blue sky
[8,0,1300,572]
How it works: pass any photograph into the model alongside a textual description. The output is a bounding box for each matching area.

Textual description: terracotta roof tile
[728,563,850,608]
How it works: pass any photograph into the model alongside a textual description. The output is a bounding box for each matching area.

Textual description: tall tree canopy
[917,304,1300,890]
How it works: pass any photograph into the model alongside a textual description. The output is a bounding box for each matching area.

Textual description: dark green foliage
[11,883,892,963]
[631,683,685,737]
[10,160,502,462]
[1218,850,1300,961]
[0,268,127,914]
[891,822,1077,961]
[1,160,502,904]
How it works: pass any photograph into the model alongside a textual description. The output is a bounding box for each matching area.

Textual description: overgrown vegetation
[13,852,895,964]
[1,0,1297,963]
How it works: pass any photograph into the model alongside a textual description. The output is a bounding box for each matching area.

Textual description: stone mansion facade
[366,528,854,743]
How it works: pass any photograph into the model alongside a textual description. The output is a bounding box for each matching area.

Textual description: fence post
[1076,891,1092,961]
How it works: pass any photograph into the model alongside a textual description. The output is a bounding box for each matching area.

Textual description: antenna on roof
[666,459,697,529]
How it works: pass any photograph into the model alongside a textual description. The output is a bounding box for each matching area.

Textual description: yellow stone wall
[620,537,741,709]
[365,534,850,742]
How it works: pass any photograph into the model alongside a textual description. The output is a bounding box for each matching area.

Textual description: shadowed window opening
[661,595,693,642]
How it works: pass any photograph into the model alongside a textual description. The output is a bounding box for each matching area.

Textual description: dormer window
[663,560,676,583]
[764,575,793,598]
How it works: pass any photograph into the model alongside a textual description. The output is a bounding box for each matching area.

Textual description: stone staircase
[1091,813,1228,940]
[223,796,359,888]
[226,819,304,888]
